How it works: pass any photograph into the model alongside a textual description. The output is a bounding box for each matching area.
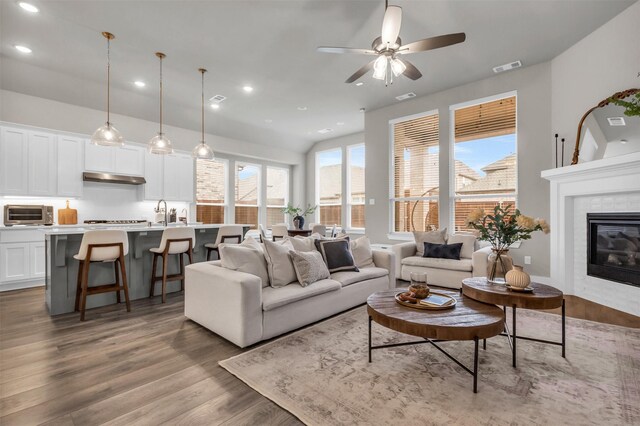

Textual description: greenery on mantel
[609,92,640,117]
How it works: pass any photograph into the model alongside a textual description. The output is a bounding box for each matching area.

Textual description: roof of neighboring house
[319,164,364,201]
[457,153,516,194]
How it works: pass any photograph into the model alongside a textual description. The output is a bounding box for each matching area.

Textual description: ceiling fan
[317,0,466,84]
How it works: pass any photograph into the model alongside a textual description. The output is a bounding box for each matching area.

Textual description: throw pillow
[219,235,263,253]
[314,239,359,273]
[413,228,447,257]
[288,250,330,287]
[447,234,477,259]
[289,234,321,252]
[219,245,270,287]
[423,242,463,260]
[262,239,298,288]
[351,236,375,269]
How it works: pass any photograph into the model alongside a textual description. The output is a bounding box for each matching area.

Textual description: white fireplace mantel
[542,152,640,316]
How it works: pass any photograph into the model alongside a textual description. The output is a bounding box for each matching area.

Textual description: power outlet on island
[524,256,532,265]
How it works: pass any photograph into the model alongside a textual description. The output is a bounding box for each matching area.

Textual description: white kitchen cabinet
[57,135,84,197]
[0,243,30,283]
[0,127,29,195]
[85,141,116,172]
[115,145,144,176]
[28,131,57,196]
[144,150,164,200]
[163,153,194,202]
[29,242,46,278]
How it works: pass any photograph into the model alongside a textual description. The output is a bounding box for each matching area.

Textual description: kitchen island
[44,224,250,315]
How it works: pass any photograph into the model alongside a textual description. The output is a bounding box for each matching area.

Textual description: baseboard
[0,280,45,292]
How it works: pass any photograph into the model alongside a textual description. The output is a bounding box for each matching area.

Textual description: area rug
[219,306,640,425]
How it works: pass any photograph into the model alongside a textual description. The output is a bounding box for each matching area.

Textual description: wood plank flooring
[0,287,303,426]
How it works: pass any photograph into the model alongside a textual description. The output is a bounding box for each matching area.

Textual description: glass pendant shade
[390,58,406,77]
[91,122,124,147]
[148,133,173,154]
[373,56,388,80]
[192,142,214,160]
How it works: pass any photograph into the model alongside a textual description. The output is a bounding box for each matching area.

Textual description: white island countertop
[1,223,252,236]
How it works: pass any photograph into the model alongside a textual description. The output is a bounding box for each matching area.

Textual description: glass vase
[487,249,513,284]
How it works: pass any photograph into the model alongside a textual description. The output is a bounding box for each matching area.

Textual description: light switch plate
[369,198,375,205]
[524,256,532,265]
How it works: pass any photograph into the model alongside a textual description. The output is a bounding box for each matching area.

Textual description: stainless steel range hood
[83,172,146,185]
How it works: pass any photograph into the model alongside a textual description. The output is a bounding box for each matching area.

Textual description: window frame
[448,91,518,232]
[315,147,344,227]
[195,157,229,224]
[346,143,365,231]
[265,165,290,227]
[388,109,440,239]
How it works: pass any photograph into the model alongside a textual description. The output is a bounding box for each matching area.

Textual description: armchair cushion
[413,228,447,256]
[447,233,477,259]
[401,256,473,272]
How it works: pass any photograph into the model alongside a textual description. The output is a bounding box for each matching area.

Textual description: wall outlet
[524,256,532,265]
[369,198,375,205]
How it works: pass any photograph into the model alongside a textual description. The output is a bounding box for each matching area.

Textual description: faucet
[156,199,168,226]
[180,208,188,224]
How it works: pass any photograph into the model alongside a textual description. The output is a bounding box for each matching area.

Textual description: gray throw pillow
[314,238,359,273]
[288,250,330,287]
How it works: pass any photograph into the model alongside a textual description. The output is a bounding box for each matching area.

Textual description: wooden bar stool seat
[74,230,131,321]
[204,225,243,261]
[149,227,195,303]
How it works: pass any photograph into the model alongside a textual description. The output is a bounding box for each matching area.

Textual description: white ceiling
[0,0,635,153]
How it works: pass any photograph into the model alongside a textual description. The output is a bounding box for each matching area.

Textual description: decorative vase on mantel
[294,215,305,230]
[487,249,513,284]
[505,265,531,288]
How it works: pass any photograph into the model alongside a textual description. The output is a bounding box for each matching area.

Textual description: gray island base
[45,225,250,315]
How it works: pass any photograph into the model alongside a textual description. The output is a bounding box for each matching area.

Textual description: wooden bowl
[408,284,430,299]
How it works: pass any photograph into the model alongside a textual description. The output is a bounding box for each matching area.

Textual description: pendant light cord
[201,70,205,143]
[159,55,163,134]
[106,36,111,124]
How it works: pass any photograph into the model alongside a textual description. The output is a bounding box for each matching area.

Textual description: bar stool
[310,223,327,236]
[271,224,288,241]
[204,225,243,261]
[74,230,130,321]
[258,224,268,243]
[149,227,195,303]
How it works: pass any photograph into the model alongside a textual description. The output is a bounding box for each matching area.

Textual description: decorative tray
[505,284,534,293]
[394,291,457,310]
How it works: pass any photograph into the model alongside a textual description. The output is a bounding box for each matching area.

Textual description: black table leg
[473,337,479,393]
[368,315,372,363]
[483,339,486,350]
[512,305,517,368]
[561,298,566,358]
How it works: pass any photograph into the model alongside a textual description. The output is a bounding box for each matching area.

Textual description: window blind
[454,96,516,143]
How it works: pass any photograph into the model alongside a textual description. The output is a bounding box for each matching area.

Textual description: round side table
[461,277,565,368]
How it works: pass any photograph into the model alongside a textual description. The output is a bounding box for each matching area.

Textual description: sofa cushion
[423,242,463,260]
[219,245,270,287]
[401,256,473,272]
[314,239,359,273]
[413,228,447,257]
[447,234,477,259]
[289,250,330,287]
[351,236,375,269]
[330,267,389,287]
[262,279,342,311]
[263,239,298,288]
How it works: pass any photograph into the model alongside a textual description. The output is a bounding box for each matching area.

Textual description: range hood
[83,172,146,185]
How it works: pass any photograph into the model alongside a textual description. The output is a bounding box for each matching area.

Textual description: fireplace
[587,213,640,287]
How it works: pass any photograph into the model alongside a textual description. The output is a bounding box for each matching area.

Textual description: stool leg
[187,248,193,266]
[80,260,90,321]
[149,253,158,298]
[161,253,168,304]
[119,255,131,313]
[179,253,185,292]
[206,247,212,261]
[114,260,121,304]
[75,261,83,312]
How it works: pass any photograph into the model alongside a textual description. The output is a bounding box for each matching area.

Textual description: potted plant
[282,203,317,230]
[466,205,550,283]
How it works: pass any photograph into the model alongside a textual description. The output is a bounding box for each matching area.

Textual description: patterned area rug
[220,306,640,425]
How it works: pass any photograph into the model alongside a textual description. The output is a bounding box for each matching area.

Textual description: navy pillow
[314,238,359,273]
[423,242,463,260]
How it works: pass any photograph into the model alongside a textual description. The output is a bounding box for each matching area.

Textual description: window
[390,111,440,233]
[316,149,342,226]
[266,166,289,227]
[196,158,227,224]
[347,144,365,229]
[451,94,517,231]
[235,162,260,229]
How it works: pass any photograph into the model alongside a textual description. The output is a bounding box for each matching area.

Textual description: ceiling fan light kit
[317,1,465,85]
[192,68,215,160]
[91,32,125,147]
[148,52,174,155]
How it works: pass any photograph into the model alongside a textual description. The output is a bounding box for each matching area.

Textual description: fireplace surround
[587,213,640,287]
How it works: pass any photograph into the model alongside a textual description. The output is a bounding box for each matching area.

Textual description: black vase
[294,215,304,230]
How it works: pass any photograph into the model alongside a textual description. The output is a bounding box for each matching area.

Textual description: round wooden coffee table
[367,289,504,393]
[461,277,565,367]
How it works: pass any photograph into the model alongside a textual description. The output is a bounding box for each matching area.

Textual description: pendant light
[192,68,215,160]
[148,52,173,154]
[91,32,124,147]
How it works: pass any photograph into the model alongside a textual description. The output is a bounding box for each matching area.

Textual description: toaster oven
[3,205,54,226]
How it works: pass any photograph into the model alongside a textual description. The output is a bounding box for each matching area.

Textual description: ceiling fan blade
[317,47,377,55]
[398,33,466,54]
[381,5,402,45]
[345,60,376,83]
[400,59,422,80]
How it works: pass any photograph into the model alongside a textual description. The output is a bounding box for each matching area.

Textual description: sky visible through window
[318,149,342,167]
[456,134,515,176]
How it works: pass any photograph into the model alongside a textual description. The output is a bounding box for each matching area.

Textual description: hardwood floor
[0,287,303,426]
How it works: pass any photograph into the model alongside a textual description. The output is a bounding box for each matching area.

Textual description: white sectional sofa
[185,249,395,348]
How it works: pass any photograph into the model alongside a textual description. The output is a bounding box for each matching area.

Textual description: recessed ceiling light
[14,45,32,54]
[242,85,254,93]
[359,108,366,113]
[620,139,628,144]
[18,2,39,13]
[355,82,364,87]
[264,119,273,123]
[210,103,220,110]
[297,106,307,111]
[336,122,345,126]
[317,128,333,134]
[134,81,146,88]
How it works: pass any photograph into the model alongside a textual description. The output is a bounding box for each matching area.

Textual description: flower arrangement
[282,203,317,217]
[466,204,549,251]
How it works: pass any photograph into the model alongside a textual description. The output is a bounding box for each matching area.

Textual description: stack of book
[419,293,455,308]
